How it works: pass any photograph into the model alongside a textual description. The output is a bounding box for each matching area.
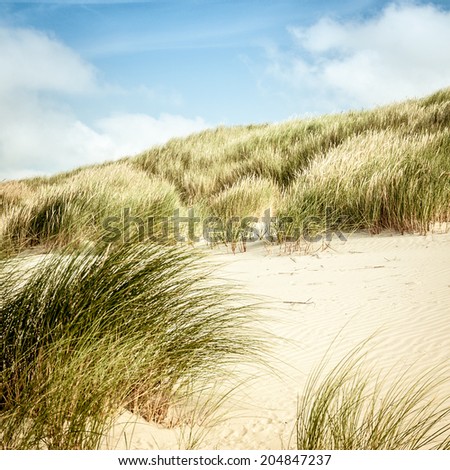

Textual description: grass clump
[1,241,257,449]
[1,185,89,254]
[199,176,279,251]
[280,128,450,236]
[296,345,450,450]
[1,163,182,255]
[0,181,34,215]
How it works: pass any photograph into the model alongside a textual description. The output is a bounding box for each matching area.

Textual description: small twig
[282,298,313,305]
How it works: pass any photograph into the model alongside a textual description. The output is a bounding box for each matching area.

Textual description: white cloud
[267,3,450,112]
[94,113,207,157]
[0,102,208,180]
[0,27,97,94]
[0,27,209,181]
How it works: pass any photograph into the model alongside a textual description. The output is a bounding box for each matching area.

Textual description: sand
[103,231,450,450]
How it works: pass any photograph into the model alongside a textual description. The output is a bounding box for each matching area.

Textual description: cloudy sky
[1,0,450,180]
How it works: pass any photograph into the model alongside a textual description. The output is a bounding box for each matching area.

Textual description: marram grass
[296,344,450,450]
[0,163,181,255]
[281,128,450,236]
[198,176,280,250]
[1,241,259,449]
[1,88,449,254]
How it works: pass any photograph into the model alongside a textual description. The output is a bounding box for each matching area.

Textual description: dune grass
[1,241,258,449]
[280,128,450,237]
[0,163,181,255]
[2,88,449,255]
[296,345,450,450]
[198,176,279,250]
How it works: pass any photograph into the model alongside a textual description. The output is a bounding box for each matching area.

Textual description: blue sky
[1,0,450,179]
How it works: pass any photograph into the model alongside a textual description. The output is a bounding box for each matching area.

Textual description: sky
[1,0,450,180]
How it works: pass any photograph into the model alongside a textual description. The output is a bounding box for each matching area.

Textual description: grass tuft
[1,241,258,449]
[296,344,450,450]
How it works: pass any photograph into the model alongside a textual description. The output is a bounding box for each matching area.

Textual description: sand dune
[104,231,450,450]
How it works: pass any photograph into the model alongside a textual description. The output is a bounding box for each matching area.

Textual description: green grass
[296,344,450,450]
[1,241,258,449]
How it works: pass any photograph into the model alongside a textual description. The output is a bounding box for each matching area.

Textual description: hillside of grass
[1,88,449,254]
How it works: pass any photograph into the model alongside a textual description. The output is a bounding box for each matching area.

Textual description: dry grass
[280,128,450,235]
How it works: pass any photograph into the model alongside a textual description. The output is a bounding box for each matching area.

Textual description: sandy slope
[104,231,450,450]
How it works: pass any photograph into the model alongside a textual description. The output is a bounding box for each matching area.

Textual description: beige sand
[104,231,450,450]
